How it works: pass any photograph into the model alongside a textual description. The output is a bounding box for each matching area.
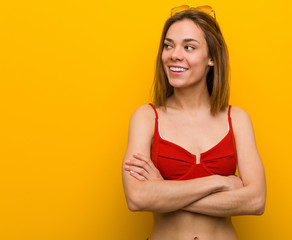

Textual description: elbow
[254,197,266,215]
[251,193,266,216]
[255,207,265,216]
[127,201,139,212]
[126,190,146,212]
[127,199,141,212]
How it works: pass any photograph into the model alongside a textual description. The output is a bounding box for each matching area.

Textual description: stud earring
[208,61,214,66]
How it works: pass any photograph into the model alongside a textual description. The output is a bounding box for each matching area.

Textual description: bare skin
[151,210,236,240]
[123,103,265,240]
[122,19,266,240]
[124,104,238,240]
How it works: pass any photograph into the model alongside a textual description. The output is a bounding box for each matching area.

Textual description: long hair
[152,10,230,115]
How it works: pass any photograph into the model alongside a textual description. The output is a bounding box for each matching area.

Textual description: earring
[208,61,214,66]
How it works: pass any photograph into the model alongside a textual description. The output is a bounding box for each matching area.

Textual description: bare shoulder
[230,106,252,125]
[130,104,156,127]
[131,104,156,119]
[230,106,254,137]
[126,104,156,158]
[230,106,251,119]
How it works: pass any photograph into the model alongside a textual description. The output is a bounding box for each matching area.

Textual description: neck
[169,81,211,112]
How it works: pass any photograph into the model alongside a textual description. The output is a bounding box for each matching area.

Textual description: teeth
[170,67,187,72]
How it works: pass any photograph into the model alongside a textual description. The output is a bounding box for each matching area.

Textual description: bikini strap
[228,105,232,118]
[149,103,160,140]
[149,103,158,119]
[227,105,233,132]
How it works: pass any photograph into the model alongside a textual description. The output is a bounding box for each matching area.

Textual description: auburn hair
[152,10,230,115]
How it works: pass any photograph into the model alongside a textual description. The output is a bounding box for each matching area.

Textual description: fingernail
[130,171,134,174]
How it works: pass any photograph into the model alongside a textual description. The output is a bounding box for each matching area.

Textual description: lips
[169,66,188,72]
[168,65,189,76]
[169,65,189,71]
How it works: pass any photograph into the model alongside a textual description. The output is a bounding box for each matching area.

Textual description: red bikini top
[150,103,237,180]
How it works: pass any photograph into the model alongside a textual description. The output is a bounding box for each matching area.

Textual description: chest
[151,115,237,180]
[158,114,229,156]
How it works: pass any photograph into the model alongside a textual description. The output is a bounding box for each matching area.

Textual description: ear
[208,60,214,66]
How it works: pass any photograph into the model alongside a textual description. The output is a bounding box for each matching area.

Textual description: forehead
[166,19,206,43]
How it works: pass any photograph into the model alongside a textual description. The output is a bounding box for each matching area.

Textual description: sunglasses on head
[171,5,216,19]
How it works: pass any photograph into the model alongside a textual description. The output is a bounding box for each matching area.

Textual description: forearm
[183,185,266,217]
[124,175,225,213]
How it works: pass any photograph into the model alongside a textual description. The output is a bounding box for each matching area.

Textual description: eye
[185,45,195,51]
[163,43,172,49]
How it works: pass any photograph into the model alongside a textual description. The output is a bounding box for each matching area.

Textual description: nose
[171,46,184,61]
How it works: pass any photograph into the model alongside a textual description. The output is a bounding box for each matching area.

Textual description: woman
[122,6,266,240]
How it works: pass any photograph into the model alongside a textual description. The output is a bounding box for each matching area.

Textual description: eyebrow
[165,38,200,44]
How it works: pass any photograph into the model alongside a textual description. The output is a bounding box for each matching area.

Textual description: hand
[223,175,244,191]
[125,153,164,181]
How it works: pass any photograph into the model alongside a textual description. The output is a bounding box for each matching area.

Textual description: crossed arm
[122,105,266,216]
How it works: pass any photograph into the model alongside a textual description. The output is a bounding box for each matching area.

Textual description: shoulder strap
[149,103,158,119]
[228,105,232,118]
[149,103,160,140]
[227,105,233,132]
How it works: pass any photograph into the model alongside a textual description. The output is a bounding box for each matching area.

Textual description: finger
[133,153,149,161]
[131,154,164,180]
[125,165,150,179]
[126,158,151,175]
[129,170,147,181]
[132,154,155,172]
[133,153,161,176]
[144,158,159,174]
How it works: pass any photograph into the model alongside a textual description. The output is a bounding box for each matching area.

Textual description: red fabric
[149,103,237,180]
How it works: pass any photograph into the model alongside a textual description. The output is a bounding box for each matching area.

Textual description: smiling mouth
[169,66,188,72]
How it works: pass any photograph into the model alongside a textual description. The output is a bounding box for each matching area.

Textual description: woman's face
[162,19,212,89]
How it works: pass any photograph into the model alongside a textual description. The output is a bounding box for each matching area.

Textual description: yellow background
[0,0,291,239]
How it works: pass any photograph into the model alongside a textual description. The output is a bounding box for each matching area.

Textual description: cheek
[189,55,209,68]
[161,51,169,71]
[161,50,168,64]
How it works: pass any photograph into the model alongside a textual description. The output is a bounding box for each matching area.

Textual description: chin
[169,82,189,89]
[168,77,192,88]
